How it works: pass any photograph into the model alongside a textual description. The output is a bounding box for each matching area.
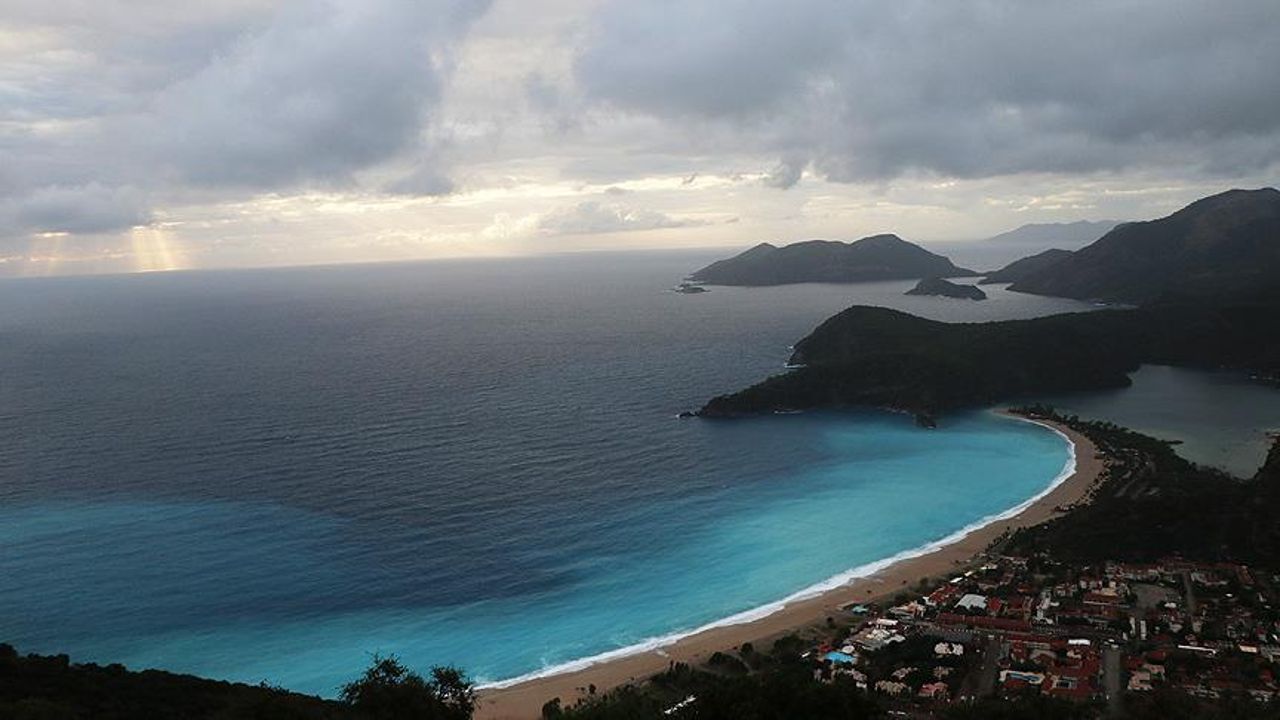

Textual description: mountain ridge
[982,220,1122,248]
[697,302,1280,419]
[1010,188,1280,304]
[689,234,976,286]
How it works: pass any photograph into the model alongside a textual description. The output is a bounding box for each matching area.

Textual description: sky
[2,0,1278,276]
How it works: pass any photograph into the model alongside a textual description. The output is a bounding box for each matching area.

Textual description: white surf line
[480,411,1076,690]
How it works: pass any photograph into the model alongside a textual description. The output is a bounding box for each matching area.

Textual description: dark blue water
[0,252,1256,694]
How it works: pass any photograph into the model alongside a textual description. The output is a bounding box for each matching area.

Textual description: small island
[688,234,975,286]
[904,277,987,300]
[672,281,708,294]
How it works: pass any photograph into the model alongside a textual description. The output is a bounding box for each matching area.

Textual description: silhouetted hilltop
[689,235,975,286]
[1010,188,1280,304]
[979,248,1073,284]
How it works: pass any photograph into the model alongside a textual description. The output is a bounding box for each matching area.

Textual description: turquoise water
[0,412,1069,693]
[0,253,1089,694]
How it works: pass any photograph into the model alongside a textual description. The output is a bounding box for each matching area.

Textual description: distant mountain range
[982,220,1123,249]
[1009,188,1280,304]
[689,234,975,286]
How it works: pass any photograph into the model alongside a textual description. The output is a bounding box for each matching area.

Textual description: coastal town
[516,408,1280,719]
[803,553,1279,715]
[780,409,1280,717]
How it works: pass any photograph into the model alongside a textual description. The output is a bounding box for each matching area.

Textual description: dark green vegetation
[904,277,987,300]
[0,647,474,720]
[1007,407,1280,566]
[688,234,975,286]
[340,657,475,720]
[1009,188,1280,304]
[698,303,1280,417]
[980,248,1073,284]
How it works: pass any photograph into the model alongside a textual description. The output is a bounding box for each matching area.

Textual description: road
[1103,643,1123,717]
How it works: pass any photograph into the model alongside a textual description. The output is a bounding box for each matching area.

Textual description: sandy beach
[476,411,1103,719]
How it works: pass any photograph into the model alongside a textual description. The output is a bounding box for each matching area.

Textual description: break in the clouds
[2,0,1279,273]
[576,0,1280,181]
[537,201,704,236]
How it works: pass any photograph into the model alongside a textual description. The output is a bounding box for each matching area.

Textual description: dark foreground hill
[697,303,1280,418]
[1009,188,1280,304]
[689,234,975,286]
[0,648,475,720]
[0,644,348,719]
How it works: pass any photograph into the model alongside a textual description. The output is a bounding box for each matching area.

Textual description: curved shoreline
[480,410,1077,690]
[477,411,1102,719]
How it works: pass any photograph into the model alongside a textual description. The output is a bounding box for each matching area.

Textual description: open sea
[1,250,1275,695]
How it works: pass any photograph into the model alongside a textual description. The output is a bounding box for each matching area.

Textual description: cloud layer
[2,0,489,240]
[3,0,1279,271]
[575,1,1280,181]
[537,200,703,235]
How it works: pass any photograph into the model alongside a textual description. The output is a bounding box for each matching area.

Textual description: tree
[341,656,476,720]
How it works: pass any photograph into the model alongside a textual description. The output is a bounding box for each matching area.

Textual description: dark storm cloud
[1,184,151,235]
[762,156,806,189]
[575,0,1280,182]
[1,0,490,237]
[576,1,849,118]
[143,1,488,188]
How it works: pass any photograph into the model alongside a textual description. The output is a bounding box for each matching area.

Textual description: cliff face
[689,234,975,286]
[1010,188,1280,304]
